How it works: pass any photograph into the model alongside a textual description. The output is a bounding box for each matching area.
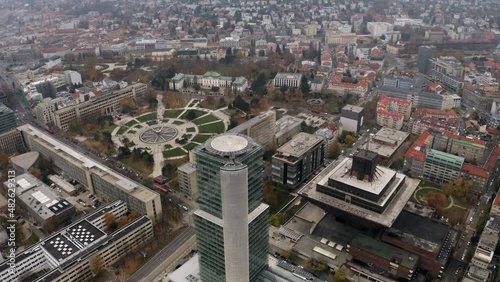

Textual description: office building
[64,70,82,86]
[461,85,500,114]
[227,111,276,150]
[169,71,248,92]
[431,132,486,162]
[52,83,147,130]
[272,133,325,189]
[423,149,464,184]
[417,46,437,74]
[429,56,464,93]
[6,172,75,229]
[340,105,364,133]
[365,127,410,160]
[0,129,25,154]
[349,234,419,280]
[382,210,456,278]
[273,72,303,88]
[178,162,198,201]
[193,134,269,282]
[275,115,303,147]
[300,150,419,228]
[0,103,17,134]
[0,200,153,282]
[18,125,162,221]
[367,22,394,37]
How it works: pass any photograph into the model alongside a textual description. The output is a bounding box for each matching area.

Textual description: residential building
[408,108,460,135]
[461,85,500,114]
[367,22,394,37]
[227,111,276,150]
[431,132,486,162]
[417,46,437,74]
[0,200,153,282]
[169,71,248,93]
[350,234,419,280]
[461,163,490,194]
[52,83,147,130]
[429,56,464,93]
[423,149,464,184]
[340,105,364,133]
[404,131,433,178]
[178,162,198,201]
[471,228,498,269]
[0,103,17,134]
[135,39,168,50]
[382,210,455,278]
[273,72,303,88]
[275,115,303,147]
[314,126,339,155]
[325,32,357,44]
[272,133,325,189]
[491,195,500,217]
[376,96,412,130]
[18,125,162,222]
[6,172,75,228]
[193,134,269,282]
[0,129,25,154]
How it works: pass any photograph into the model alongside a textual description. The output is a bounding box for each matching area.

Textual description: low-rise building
[408,108,460,135]
[431,131,486,163]
[429,56,464,93]
[340,105,364,133]
[461,163,490,194]
[6,172,75,229]
[404,131,434,178]
[365,127,410,160]
[273,72,302,88]
[178,162,198,201]
[0,200,153,282]
[272,133,324,189]
[169,71,248,93]
[491,195,500,217]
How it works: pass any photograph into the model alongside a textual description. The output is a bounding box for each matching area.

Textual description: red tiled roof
[378,95,412,106]
[377,109,404,119]
[443,131,486,146]
[405,131,432,162]
[494,194,500,207]
[484,145,500,171]
[461,163,489,179]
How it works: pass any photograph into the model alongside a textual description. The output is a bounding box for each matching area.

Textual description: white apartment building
[367,22,394,37]
[64,70,82,86]
[178,162,198,200]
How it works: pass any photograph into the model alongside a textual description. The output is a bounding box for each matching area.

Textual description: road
[126,227,196,282]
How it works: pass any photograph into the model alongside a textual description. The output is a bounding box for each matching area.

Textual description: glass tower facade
[193,134,269,282]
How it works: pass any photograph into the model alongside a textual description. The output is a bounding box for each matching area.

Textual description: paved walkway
[413,186,467,210]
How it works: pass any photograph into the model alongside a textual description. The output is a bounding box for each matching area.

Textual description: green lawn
[192,114,220,125]
[163,147,187,158]
[172,120,184,125]
[147,120,158,125]
[198,121,225,134]
[164,144,173,150]
[137,112,158,122]
[125,119,138,126]
[179,110,207,120]
[414,188,451,207]
[183,143,198,151]
[186,127,196,133]
[117,126,128,135]
[192,134,213,143]
[128,130,137,134]
[163,110,184,118]
[134,124,143,129]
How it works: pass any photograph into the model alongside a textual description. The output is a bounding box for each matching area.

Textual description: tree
[426,192,447,215]
[104,212,117,232]
[232,95,250,112]
[345,134,357,147]
[186,110,197,120]
[300,75,310,94]
[258,98,269,111]
[329,141,343,159]
[270,213,285,227]
[90,255,105,277]
[334,268,347,282]
[28,167,43,180]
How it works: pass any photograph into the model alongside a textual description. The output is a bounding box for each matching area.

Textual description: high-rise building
[0,103,17,134]
[193,134,269,282]
[417,46,436,74]
[340,105,364,133]
[227,111,276,150]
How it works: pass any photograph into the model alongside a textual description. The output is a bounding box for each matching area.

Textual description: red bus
[154,176,168,185]
[45,128,55,134]
[158,187,169,193]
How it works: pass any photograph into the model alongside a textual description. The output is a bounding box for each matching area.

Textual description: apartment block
[275,115,303,147]
[423,149,464,184]
[0,129,25,154]
[408,108,460,135]
[0,103,17,134]
[404,131,434,178]
[52,83,147,130]
[227,111,277,150]
[461,163,490,194]
[178,162,198,200]
[18,125,162,222]
[0,200,153,282]
[272,133,324,189]
[431,132,486,162]
[430,56,464,93]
